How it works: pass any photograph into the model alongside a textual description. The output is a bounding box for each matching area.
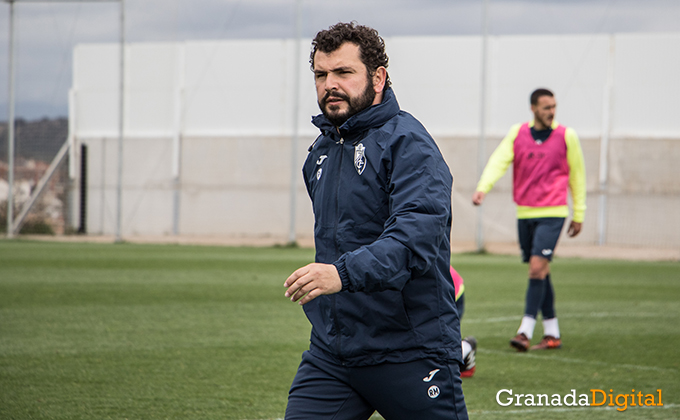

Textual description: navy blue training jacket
[302,87,462,367]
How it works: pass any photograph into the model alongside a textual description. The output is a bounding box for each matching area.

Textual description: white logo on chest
[354,143,366,175]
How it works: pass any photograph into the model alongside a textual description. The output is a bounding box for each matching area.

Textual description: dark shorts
[517,217,566,263]
[285,351,468,420]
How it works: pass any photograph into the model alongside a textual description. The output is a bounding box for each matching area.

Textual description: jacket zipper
[333,137,344,362]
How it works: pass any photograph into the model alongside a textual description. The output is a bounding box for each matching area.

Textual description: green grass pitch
[0,240,678,419]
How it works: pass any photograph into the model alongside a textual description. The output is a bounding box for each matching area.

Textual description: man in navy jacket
[284,22,468,420]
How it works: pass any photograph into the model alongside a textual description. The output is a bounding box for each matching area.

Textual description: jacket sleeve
[475,124,520,193]
[333,130,452,293]
[565,127,587,223]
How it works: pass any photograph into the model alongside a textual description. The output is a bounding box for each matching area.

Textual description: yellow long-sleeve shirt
[476,120,587,223]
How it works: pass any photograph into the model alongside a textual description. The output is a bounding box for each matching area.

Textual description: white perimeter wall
[69,32,680,247]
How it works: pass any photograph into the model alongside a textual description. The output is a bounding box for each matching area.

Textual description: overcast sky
[1,0,680,120]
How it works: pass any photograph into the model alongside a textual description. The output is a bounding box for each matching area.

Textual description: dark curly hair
[530,88,554,105]
[310,22,391,88]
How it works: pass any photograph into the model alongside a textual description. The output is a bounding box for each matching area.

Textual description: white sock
[543,318,560,338]
[517,316,537,339]
[461,340,472,359]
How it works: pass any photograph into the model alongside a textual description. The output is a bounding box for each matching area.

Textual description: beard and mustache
[318,75,377,127]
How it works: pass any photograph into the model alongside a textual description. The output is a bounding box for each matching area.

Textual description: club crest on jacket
[354,143,366,175]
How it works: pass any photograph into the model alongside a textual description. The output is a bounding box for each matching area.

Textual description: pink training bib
[512,123,569,208]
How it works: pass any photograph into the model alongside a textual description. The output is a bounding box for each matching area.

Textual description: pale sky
[1,0,680,119]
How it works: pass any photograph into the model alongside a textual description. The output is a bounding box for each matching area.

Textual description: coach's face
[531,95,556,130]
[313,42,385,127]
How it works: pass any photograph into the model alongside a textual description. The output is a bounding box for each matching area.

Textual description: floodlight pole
[6,0,16,238]
[171,46,184,236]
[475,0,489,252]
[115,0,125,242]
[288,0,302,245]
[598,35,615,246]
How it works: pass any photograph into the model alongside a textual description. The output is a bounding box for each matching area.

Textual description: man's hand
[567,221,582,237]
[284,263,342,305]
[472,191,486,206]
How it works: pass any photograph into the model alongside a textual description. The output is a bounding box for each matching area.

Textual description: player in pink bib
[450,266,476,378]
[472,88,586,352]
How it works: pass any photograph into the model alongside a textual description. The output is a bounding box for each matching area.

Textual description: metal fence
[0,118,71,235]
[3,31,680,250]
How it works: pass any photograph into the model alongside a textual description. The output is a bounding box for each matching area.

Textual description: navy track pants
[285,350,468,420]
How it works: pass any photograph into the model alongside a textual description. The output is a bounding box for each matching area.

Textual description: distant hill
[0,117,68,162]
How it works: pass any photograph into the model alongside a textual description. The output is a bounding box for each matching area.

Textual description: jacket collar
[312,87,400,141]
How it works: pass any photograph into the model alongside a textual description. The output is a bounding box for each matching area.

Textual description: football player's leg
[541,273,555,320]
[529,219,565,350]
[532,218,564,327]
[532,273,562,349]
[513,219,540,349]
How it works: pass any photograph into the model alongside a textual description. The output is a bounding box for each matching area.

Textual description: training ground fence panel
[0,119,70,234]
[63,32,680,249]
